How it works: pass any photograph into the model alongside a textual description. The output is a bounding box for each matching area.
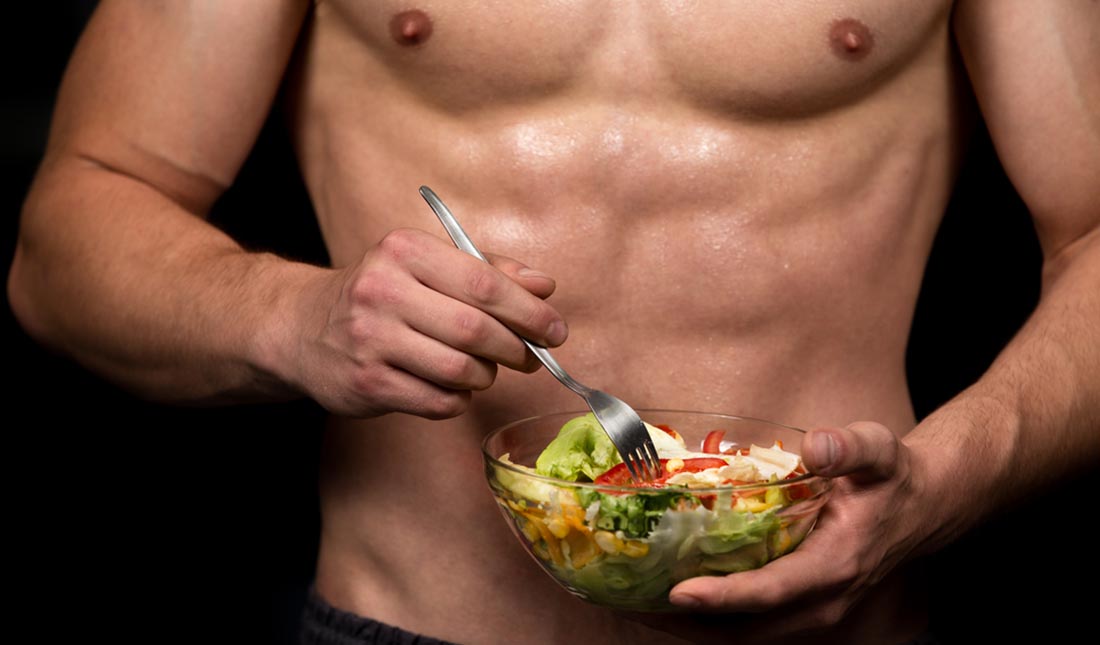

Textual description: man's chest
[313,0,954,115]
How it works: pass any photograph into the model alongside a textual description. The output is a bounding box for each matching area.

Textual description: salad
[488,413,824,610]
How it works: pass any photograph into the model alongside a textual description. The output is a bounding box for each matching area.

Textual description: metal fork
[419,186,662,483]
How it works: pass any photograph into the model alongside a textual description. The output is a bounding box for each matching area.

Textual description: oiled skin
[301,2,955,642]
[8,1,1100,644]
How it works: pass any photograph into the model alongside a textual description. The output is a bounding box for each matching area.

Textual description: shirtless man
[8,1,1099,643]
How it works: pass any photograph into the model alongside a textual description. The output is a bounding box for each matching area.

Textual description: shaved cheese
[640,425,803,483]
[665,469,725,488]
[662,457,760,488]
[645,422,688,454]
[717,458,759,482]
[746,443,801,479]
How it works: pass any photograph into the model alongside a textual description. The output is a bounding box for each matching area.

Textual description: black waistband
[299,590,460,645]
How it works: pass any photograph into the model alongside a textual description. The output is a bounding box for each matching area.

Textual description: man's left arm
[906,0,1100,535]
[663,0,1100,635]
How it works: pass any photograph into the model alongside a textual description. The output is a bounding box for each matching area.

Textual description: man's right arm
[8,1,566,417]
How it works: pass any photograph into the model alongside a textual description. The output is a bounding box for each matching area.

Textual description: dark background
[4,4,1094,644]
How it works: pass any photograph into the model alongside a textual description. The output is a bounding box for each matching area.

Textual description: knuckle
[519,302,554,336]
[377,228,422,261]
[452,309,490,348]
[349,365,387,399]
[436,351,476,385]
[343,308,396,343]
[463,266,502,304]
[349,275,403,309]
[345,316,378,345]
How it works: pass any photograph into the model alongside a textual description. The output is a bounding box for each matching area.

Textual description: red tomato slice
[702,430,725,454]
[593,462,638,486]
[662,458,729,481]
[654,424,683,442]
[594,457,729,487]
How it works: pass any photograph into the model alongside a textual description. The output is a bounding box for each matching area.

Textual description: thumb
[802,421,900,481]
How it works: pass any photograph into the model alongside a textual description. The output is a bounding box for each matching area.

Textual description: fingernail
[669,593,702,609]
[547,320,568,345]
[810,431,837,472]
[518,267,552,280]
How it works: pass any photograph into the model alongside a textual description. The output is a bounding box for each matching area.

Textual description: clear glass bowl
[482,409,832,612]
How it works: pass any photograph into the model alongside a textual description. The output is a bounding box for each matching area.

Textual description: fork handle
[525,345,589,396]
[420,186,490,262]
[419,186,589,397]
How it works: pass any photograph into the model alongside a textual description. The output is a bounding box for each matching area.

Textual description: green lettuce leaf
[576,488,690,538]
[535,413,621,482]
[697,508,781,572]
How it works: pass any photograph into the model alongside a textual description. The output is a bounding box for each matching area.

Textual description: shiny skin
[8,1,1099,644]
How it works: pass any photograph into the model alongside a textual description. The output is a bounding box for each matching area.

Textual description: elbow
[8,167,79,353]
[8,178,68,353]
[7,240,55,350]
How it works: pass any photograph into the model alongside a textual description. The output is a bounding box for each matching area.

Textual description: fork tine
[624,444,660,484]
[641,442,663,479]
[629,448,647,482]
[642,444,655,479]
[622,451,643,483]
[629,453,646,484]
[621,442,648,484]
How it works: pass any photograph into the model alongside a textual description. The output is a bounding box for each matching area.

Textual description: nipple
[390,9,433,46]
[829,18,873,61]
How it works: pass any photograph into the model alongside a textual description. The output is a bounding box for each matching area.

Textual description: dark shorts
[299,588,939,645]
[299,590,459,645]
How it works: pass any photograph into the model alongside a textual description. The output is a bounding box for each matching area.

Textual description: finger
[352,269,509,382]
[439,254,568,347]
[485,253,557,300]
[347,362,473,420]
[801,421,899,480]
[380,230,567,346]
[401,285,537,372]
[385,328,499,392]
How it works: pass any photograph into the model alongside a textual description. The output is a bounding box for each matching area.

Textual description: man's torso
[288,1,965,642]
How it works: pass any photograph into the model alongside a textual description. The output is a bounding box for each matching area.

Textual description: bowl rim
[482,408,829,494]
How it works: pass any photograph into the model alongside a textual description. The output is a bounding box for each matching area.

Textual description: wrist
[902,392,1023,554]
[246,254,336,399]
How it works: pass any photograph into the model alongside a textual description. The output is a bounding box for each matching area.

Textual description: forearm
[9,154,327,404]
[906,227,1100,549]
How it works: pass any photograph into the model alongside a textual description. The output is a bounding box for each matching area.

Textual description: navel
[390,9,433,47]
[829,18,873,61]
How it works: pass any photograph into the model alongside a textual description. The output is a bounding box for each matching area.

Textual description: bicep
[46,0,310,214]
[953,0,1100,257]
